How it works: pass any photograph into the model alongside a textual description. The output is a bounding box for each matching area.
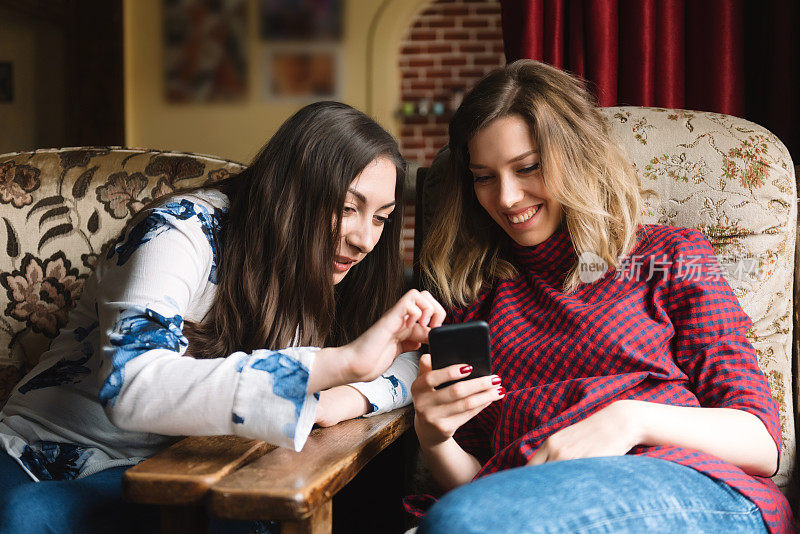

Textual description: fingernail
[459,365,473,375]
[497,387,506,397]
[491,376,501,385]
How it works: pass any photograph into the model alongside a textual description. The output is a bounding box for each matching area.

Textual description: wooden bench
[123,406,414,534]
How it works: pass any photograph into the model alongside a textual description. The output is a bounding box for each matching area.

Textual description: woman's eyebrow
[469,149,539,169]
[347,189,396,210]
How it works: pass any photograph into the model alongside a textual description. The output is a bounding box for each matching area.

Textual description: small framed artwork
[163,0,248,103]
[0,63,12,103]
[264,44,340,99]
[259,0,342,41]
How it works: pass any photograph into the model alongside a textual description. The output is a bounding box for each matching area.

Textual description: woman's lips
[505,204,541,228]
[333,256,356,272]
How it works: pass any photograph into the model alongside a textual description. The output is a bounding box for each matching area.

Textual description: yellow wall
[124,0,431,164]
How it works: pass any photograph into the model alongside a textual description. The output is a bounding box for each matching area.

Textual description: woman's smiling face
[468,114,563,247]
[333,157,397,284]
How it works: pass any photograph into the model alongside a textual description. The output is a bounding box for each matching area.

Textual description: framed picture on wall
[259,0,342,41]
[0,63,12,103]
[263,44,340,99]
[163,0,248,102]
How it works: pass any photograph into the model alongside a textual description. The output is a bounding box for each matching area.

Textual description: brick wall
[399,0,505,167]
[397,0,505,269]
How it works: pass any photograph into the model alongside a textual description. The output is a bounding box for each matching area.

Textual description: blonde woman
[408,61,792,533]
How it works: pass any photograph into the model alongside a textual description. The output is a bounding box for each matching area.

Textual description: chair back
[0,147,245,405]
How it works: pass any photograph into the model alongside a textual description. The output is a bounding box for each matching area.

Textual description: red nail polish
[491,376,501,385]
[459,365,473,374]
[498,387,506,396]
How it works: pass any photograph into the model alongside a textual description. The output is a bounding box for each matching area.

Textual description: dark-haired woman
[410,61,792,533]
[0,101,445,533]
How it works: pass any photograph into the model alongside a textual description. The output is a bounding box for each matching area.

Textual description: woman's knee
[418,457,766,534]
[417,491,478,534]
[418,466,554,534]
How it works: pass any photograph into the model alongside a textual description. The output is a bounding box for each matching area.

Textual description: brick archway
[398,0,505,167]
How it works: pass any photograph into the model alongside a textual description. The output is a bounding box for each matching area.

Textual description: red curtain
[501,0,800,160]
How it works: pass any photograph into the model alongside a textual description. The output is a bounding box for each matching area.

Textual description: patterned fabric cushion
[0,147,244,407]
[421,107,797,495]
[604,107,796,493]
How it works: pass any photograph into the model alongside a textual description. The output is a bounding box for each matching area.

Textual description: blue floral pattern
[99,307,187,407]
[250,352,309,417]
[107,211,171,266]
[18,353,92,394]
[74,319,100,342]
[19,441,94,480]
[106,199,227,284]
[18,319,99,394]
[382,374,408,403]
[196,207,227,284]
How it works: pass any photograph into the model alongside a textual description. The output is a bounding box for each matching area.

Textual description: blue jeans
[418,456,767,534]
[0,452,275,534]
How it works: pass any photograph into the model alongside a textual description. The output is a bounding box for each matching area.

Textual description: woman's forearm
[307,346,355,393]
[421,437,483,492]
[627,400,779,477]
[315,385,370,426]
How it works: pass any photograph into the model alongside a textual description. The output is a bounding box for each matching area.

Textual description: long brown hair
[182,102,405,357]
[421,60,640,306]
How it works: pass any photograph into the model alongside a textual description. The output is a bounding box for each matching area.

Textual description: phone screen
[428,321,492,389]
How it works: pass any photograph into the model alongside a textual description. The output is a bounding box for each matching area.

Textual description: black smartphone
[428,321,492,389]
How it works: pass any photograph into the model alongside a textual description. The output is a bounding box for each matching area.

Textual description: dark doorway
[0,0,124,151]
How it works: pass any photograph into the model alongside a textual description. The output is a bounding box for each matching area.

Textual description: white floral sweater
[0,190,417,481]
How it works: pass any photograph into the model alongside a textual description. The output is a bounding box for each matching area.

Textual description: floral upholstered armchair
[0,148,244,404]
[416,107,798,521]
[607,108,797,502]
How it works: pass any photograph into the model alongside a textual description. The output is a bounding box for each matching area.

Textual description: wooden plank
[282,500,332,534]
[208,406,414,521]
[123,435,274,506]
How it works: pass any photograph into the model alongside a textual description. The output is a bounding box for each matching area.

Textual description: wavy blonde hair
[421,60,641,308]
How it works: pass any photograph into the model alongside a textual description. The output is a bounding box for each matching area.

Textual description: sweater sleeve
[347,351,418,415]
[662,228,782,459]
[95,200,318,451]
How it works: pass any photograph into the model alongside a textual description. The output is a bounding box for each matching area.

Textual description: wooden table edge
[207,406,414,521]
[122,437,272,506]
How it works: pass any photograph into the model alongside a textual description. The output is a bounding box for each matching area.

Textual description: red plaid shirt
[407,225,793,533]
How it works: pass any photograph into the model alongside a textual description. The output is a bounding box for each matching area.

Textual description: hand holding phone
[412,323,502,449]
[428,321,492,389]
